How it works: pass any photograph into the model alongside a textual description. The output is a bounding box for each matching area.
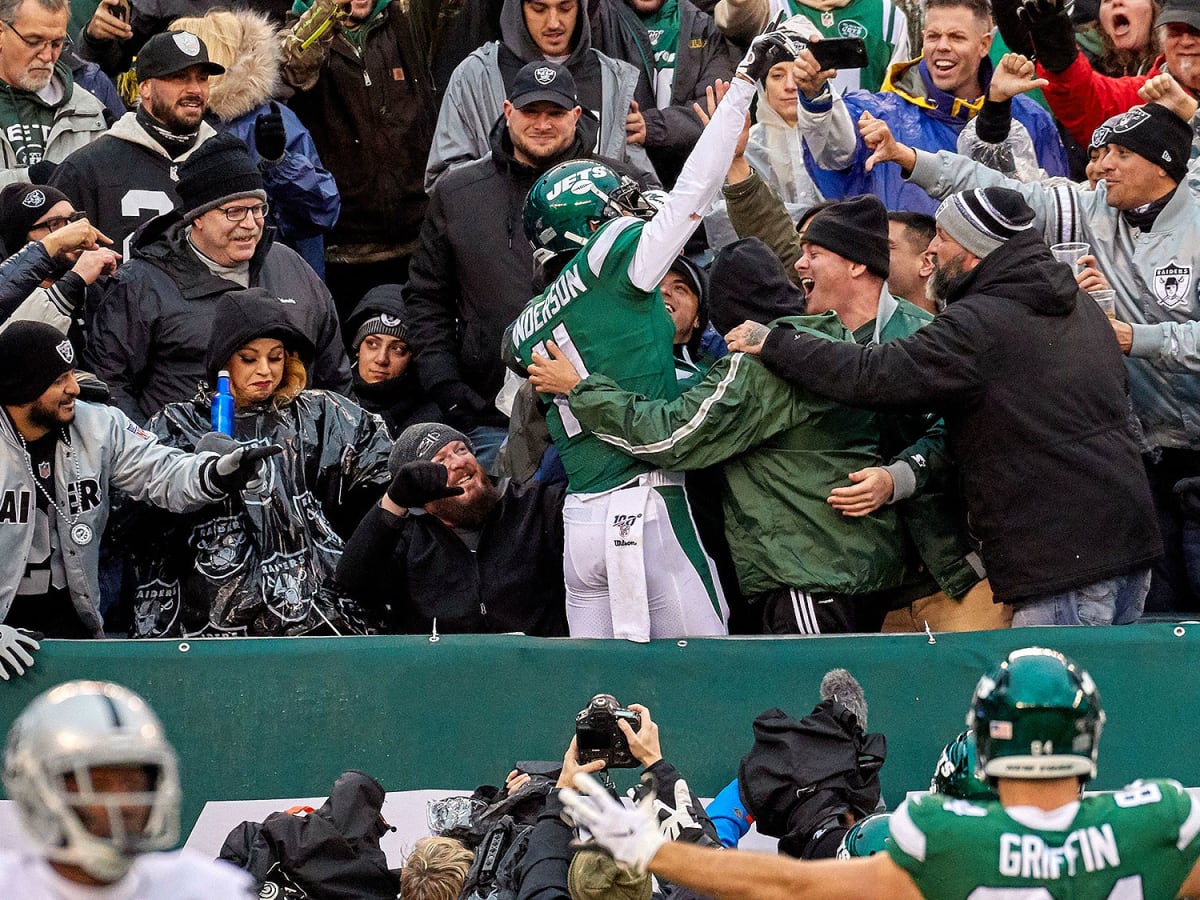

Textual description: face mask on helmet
[836,812,891,859]
[3,681,181,883]
[930,731,997,801]
[523,160,658,256]
[967,647,1105,784]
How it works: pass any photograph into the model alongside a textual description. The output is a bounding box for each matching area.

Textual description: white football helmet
[2,680,181,881]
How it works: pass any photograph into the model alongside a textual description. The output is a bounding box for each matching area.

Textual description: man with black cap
[0,0,108,189]
[726,184,1161,627]
[0,320,278,645]
[86,132,351,423]
[407,60,656,471]
[334,421,567,636]
[528,237,906,634]
[859,79,1200,615]
[50,30,223,256]
[0,182,118,343]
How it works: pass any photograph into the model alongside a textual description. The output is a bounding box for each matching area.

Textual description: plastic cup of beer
[1051,242,1091,268]
[1090,289,1117,318]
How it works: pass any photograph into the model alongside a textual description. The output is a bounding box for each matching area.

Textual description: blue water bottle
[211,369,235,436]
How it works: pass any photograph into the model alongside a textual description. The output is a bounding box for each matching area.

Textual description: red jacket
[1037,51,1163,148]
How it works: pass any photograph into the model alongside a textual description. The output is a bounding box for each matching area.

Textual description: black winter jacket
[86,213,351,423]
[285,1,439,251]
[334,477,567,635]
[759,230,1161,601]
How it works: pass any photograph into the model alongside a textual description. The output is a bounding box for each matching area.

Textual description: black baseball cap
[136,31,225,81]
[509,61,578,109]
[1157,0,1200,31]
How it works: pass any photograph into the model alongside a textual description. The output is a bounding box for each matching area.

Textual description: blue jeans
[1010,568,1151,627]
[466,425,508,475]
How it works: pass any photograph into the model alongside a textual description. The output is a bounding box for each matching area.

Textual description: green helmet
[930,731,997,801]
[523,160,654,255]
[836,813,891,859]
[968,647,1104,782]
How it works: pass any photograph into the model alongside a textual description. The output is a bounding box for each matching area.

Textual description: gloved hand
[561,772,666,873]
[204,445,283,495]
[387,460,464,508]
[1016,0,1078,73]
[1175,476,1200,521]
[640,776,708,844]
[254,102,287,163]
[430,382,489,431]
[736,28,804,85]
[0,625,40,680]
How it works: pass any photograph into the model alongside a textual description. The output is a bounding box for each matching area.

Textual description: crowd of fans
[1,0,1198,646]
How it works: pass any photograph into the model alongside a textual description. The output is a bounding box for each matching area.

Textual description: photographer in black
[518,698,720,900]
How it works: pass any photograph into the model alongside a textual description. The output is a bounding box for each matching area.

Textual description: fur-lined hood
[200,9,283,122]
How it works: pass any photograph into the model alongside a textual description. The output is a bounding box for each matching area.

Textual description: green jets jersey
[888,780,1200,899]
[512,217,680,494]
[773,0,910,93]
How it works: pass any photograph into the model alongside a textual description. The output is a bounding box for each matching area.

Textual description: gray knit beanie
[388,423,475,476]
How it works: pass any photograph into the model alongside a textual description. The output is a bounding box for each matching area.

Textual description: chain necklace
[16,427,93,546]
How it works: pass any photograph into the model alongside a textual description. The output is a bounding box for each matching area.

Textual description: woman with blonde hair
[122,287,391,637]
[170,9,340,276]
[402,837,474,900]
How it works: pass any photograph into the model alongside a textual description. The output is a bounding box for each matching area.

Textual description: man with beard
[0,320,278,647]
[334,423,568,636]
[50,30,223,256]
[725,186,1161,626]
[407,61,656,470]
[0,0,108,188]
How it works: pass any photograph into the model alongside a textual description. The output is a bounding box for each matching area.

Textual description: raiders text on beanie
[800,195,891,279]
[935,187,1036,260]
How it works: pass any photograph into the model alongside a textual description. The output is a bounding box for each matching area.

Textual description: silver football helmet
[2,680,181,881]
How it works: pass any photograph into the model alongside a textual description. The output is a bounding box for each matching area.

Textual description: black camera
[575,694,642,768]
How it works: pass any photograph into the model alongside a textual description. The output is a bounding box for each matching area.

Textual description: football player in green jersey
[510,26,804,642]
[560,646,1200,899]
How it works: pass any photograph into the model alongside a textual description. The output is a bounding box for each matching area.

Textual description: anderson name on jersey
[887,779,1200,899]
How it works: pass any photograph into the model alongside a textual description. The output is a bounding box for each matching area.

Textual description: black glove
[254,102,287,163]
[28,159,58,183]
[430,382,489,431]
[736,29,804,85]
[1016,0,1078,73]
[387,460,464,508]
[205,444,283,495]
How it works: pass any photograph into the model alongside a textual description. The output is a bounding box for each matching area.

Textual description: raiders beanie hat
[0,321,76,406]
[800,194,891,279]
[1089,103,1191,183]
[389,423,474,476]
[935,187,1036,260]
[176,133,267,221]
[353,314,410,351]
[0,183,71,255]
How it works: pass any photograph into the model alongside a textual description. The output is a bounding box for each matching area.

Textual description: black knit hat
[708,238,805,335]
[0,183,71,255]
[205,288,315,386]
[388,423,475,476]
[176,133,267,221]
[935,187,1036,260]
[0,321,77,406]
[800,195,890,279]
[1089,103,1191,183]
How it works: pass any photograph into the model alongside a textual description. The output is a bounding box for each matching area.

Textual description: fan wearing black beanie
[0,320,278,647]
[527,237,907,635]
[727,183,1161,629]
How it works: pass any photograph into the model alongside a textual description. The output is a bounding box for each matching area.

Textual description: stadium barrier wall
[0,625,1194,835]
